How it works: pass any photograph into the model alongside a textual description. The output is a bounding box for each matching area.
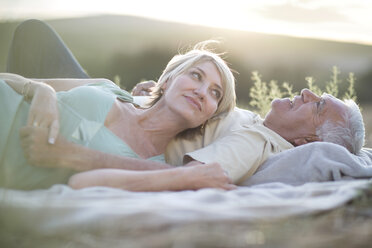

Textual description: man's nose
[301,88,321,103]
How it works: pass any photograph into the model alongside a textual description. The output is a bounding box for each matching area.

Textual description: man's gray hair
[316,99,365,154]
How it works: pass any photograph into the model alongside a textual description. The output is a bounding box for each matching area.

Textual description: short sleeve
[185,127,272,184]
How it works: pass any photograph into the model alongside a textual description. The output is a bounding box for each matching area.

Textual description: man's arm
[175,126,292,184]
[183,129,265,184]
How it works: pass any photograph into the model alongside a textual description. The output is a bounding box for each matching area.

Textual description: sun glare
[1,0,372,45]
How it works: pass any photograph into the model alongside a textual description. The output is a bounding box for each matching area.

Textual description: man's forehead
[323,93,345,105]
[321,94,347,121]
[321,92,335,98]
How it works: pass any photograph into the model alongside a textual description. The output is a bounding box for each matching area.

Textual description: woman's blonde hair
[147,40,236,139]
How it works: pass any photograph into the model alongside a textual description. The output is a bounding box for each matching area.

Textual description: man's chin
[263,109,273,123]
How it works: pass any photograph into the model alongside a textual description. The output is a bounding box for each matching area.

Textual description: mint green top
[0,80,164,190]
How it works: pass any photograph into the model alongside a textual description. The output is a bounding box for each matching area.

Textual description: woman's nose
[301,88,321,103]
[194,84,207,99]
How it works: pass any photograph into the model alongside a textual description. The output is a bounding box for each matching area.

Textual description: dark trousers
[6,19,89,79]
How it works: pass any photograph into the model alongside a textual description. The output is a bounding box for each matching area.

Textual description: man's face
[263,89,348,145]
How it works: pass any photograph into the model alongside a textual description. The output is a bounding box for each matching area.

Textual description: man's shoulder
[209,107,259,128]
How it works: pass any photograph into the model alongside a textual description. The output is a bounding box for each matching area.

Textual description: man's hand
[131,80,156,96]
[184,161,237,190]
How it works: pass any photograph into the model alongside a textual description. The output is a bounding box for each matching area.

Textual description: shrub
[249,66,357,117]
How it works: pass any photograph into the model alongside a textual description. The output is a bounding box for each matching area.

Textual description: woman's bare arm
[0,73,52,96]
[20,126,172,171]
[0,72,114,93]
[1,73,61,143]
[68,162,236,192]
[19,126,236,191]
[37,78,115,92]
[19,126,237,192]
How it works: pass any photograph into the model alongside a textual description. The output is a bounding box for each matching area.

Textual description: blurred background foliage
[1,15,372,139]
[249,66,357,117]
[1,15,372,108]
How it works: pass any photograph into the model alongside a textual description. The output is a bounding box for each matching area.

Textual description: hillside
[1,15,372,103]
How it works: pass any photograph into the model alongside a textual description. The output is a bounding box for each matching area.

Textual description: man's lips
[291,95,302,108]
[184,95,201,111]
[281,98,293,108]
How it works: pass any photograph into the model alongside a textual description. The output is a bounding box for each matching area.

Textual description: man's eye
[317,98,325,112]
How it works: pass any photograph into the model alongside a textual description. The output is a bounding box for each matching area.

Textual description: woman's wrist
[21,81,32,98]
[24,80,55,100]
[170,166,199,190]
[32,81,55,97]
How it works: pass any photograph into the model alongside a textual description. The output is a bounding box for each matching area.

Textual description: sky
[1,0,372,45]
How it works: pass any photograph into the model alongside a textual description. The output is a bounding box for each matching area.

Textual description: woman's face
[162,61,223,128]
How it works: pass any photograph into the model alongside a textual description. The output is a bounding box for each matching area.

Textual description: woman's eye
[212,89,221,100]
[191,71,202,81]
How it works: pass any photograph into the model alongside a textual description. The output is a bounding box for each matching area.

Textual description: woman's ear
[161,81,168,92]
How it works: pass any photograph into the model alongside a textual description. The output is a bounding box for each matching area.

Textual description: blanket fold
[242,142,372,186]
[0,179,371,232]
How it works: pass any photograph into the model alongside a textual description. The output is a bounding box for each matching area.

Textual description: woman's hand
[27,82,59,144]
[19,126,68,168]
[184,161,237,190]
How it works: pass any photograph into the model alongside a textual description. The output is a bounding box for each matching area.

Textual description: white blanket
[0,180,370,230]
[1,142,372,247]
[243,142,372,186]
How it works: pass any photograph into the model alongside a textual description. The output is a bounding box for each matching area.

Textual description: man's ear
[292,136,321,146]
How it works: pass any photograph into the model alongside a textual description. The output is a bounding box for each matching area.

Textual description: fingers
[221,171,236,190]
[26,112,44,128]
[20,124,58,145]
[26,111,35,127]
[19,126,32,138]
[224,184,238,190]
[225,172,234,185]
[48,120,59,144]
[141,80,156,90]
[209,163,236,190]
[26,118,58,144]
[19,126,48,143]
[26,108,45,128]
[138,90,151,96]
[133,87,151,96]
[132,80,156,96]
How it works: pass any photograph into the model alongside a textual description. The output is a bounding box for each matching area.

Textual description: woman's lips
[184,95,201,111]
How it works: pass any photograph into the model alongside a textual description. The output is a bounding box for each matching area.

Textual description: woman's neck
[134,102,189,152]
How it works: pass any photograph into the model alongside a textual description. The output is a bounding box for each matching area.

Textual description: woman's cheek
[208,104,218,117]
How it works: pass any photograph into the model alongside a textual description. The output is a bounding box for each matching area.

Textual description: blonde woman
[1,20,236,191]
